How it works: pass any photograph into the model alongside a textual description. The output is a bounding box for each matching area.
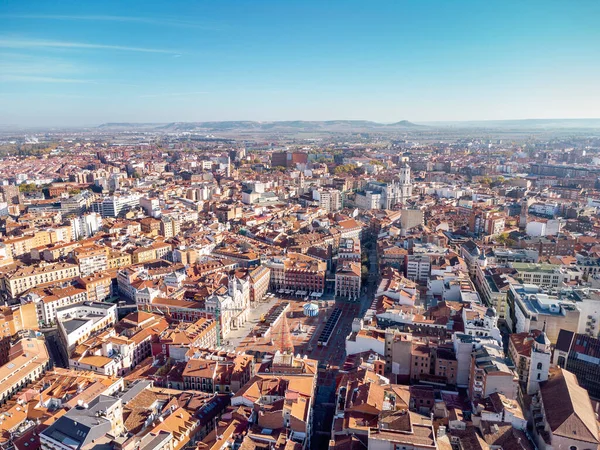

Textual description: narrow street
[362,240,379,316]
[312,235,379,449]
[43,331,68,368]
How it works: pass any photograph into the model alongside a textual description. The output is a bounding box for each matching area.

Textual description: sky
[1,0,600,127]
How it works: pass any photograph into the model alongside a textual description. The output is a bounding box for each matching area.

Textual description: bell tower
[398,163,413,203]
[519,199,529,229]
[527,326,551,395]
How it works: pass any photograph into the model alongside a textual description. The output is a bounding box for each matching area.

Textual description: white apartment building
[57,301,117,352]
[139,196,161,218]
[20,285,88,326]
[405,255,431,282]
[70,212,103,240]
[96,194,141,218]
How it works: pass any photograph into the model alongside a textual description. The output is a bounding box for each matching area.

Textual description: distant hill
[96,120,423,132]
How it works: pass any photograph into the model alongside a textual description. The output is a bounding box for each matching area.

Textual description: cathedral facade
[355,164,413,210]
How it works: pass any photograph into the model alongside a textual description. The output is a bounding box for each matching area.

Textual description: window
[537,362,543,370]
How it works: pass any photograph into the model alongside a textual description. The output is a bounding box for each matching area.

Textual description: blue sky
[1,0,599,126]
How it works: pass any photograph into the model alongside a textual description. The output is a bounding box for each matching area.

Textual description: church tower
[519,198,529,229]
[226,156,231,178]
[398,163,413,203]
[527,327,551,395]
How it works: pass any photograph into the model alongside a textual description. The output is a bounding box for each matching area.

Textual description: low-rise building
[77,272,113,303]
[40,394,124,450]
[153,318,218,361]
[70,329,135,377]
[334,261,361,301]
[475,265,513,319]
[20,285,88,326]
[73,245,108,277]
[510,262,570,288]
[107,250,132,270]
[507,283,580,343]
[1,262,80,299]
[232,371,316,449]
[468,343,518,401]
[0,303,38,345]
[267,252,327,294]
[57,301,117,353]
[182,352,254,394]
[249,265,270,303]
[0,338,49,405]
[117,311,169,367]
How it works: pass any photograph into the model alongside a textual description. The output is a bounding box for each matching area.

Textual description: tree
[496,233,515,247]
[18,183,37,193]
[334,163,358,175]
[361,252,369,265]
[361,264,369,283]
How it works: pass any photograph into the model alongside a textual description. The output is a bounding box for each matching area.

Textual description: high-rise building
[313,188,342,212]
[95,194,140,217]
[400,208,424,231]
[0,185,22,205]
[140,196,161,217]
[70,212,103,240]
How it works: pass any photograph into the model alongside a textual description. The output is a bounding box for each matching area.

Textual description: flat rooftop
[57,301,115,313]
[62,318,90,335]
[512,262,561,273]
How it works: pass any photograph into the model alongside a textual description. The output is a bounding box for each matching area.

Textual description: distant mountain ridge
[96,118,600,132]
[97,120,422,132]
